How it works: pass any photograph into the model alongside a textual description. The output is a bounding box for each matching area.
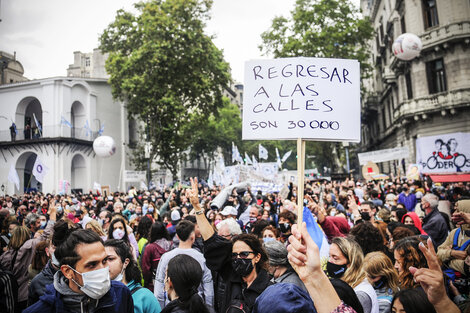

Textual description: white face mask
[113,228,125,240]
[113,263,127,282]
[68,266,111,299]
[52,252,60,267]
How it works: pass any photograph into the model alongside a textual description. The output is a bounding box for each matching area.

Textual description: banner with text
[416,132,470,173]
[124,171,147,182]
[358,146,410,165]
[243,57,360,141]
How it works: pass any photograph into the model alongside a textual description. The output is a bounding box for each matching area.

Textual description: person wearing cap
[264,240,306,291]
[253,283,314,313]
[167,209,181,238]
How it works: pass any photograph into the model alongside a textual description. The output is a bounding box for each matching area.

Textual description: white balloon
[392,33,423,61]
[93,136,116,158]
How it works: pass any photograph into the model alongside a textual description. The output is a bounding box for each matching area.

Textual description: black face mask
[360,212,371,221]
[232,258,254,277]
[326,261,347,279]
[373,277,387,289]
[279,223,291,234]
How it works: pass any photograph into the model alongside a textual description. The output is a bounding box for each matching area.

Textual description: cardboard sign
[243,57,360,141]
[362,161,380,180]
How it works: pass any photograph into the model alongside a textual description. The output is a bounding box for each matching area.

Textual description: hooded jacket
[437,200,470,274]
[28,260,59,306]
[401,212,427,235]
[24,271,134,313]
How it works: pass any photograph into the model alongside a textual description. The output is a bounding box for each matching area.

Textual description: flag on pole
[61,116,73,128]
[275,147,282,168]
[252,155,258,169]
[32,156,49,183]
[8,164,20,190]
[259,144,268,160]
[244,152,252,165]
[33,113,42,135]
[98,122,105,136]
[282,150,292,163]
[303,207,330,260]
[84,120,92,137]
[232,142,243,163]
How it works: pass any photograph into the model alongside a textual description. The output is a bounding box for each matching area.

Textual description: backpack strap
[131,286,143,295]
[453,228,461,250]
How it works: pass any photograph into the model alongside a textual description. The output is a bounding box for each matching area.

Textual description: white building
[0,76,130,194]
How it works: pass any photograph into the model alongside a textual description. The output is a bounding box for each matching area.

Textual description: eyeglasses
[231,251,254,259]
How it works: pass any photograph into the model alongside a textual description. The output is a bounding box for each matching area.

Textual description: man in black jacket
[422,193,448,247]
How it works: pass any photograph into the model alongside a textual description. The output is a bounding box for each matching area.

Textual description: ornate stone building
[360,0,470,173]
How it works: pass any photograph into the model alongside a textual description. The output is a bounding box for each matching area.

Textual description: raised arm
[288,222,343,313]
[409,238,460,313]
[188,177,214,240]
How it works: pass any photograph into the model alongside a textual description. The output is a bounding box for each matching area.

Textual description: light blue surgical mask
[40,221,47,228]
[52,252,60,267]
[263,237,276,243]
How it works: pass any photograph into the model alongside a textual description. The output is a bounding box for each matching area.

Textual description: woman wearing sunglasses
[188,178,271,313]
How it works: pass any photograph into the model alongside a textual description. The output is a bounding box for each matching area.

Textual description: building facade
[360,0,470,173]
[0,51,28,85]
[0,77,130,194]
[67,49,109,79]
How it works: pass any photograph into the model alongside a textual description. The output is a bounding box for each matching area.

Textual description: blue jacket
[127,280,161,313]
[24,281,134,313]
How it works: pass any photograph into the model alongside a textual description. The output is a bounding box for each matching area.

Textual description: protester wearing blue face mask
[263,240,307,291]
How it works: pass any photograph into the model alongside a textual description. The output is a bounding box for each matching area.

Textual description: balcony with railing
[0,124,99,145]
[394,87,470,120]
[420,20,470,51]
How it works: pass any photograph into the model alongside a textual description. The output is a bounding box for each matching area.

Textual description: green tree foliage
[260,0,374,77]
[99,0,230,179]
[259,0,374,173]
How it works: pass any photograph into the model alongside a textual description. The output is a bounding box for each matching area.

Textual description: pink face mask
[214,220,221,226]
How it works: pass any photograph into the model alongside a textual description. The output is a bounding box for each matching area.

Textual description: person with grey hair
[216,218,242,241]
[24,212,41,235]
[264,240,307,291]
[422,193,448,247]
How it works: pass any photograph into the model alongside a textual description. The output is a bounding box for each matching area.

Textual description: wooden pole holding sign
[297,138,306,225]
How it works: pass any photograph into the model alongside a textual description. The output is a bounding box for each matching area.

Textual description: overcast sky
[0,0,358,83]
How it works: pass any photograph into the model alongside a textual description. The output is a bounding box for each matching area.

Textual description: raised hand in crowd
[287,222,345,313]
[409,237,460,313]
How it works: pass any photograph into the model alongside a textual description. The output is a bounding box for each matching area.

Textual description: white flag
[275,148,282,168]
[32,156,49,183]
[252,155,258,169]
[259,144,268,160]
[282,150,292,163]
[140,180,148,191]
[93,182,101,191]
[232,142,243,163]
[245,152,252,165]
[8,164,20,190]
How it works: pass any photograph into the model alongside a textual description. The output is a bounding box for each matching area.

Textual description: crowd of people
[0,176,469,313]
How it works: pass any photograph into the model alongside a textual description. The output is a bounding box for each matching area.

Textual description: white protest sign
[243,57,360,141]
[416,132,470,173]
[358,146,410,165]
[124,171,147,182]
